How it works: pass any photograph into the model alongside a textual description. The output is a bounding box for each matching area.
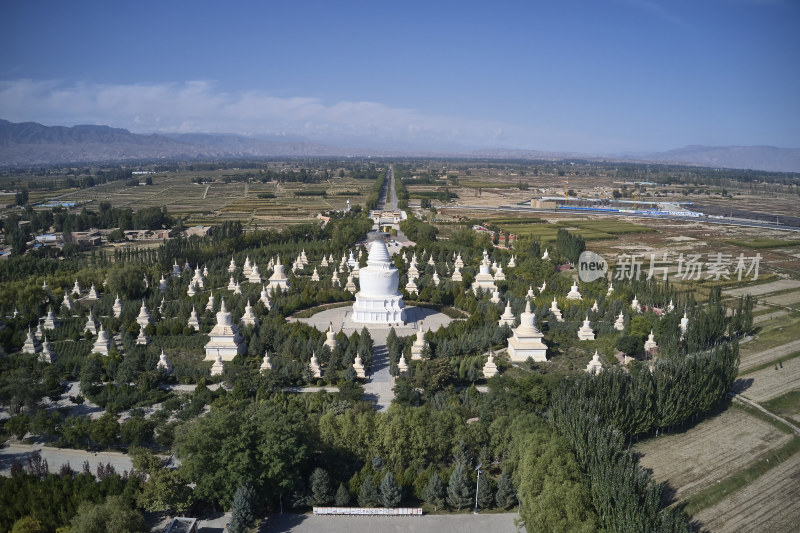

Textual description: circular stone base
[292,305,454,337]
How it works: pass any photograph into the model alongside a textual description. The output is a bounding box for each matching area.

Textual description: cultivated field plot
[740,356,800,403]
[724,279,800,298]
[636,407,791,502]
[740,339,800,372]
[761,289,800,307]
[692,450,800,533]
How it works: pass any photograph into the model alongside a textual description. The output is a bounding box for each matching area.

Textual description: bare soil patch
[692,449,800,533]
[740,339,800,372]
[636,407,791,502]
[741,356,800,403]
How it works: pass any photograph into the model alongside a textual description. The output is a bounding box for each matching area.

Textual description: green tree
[228,483,257,533]
[334,483,350,507]
[310,468,334,506]
[137,469,194,515]
[423,472,446,511]
[11,516,46,533]
[357,476,379,507]
[68,495,146,533]
[446,464,473,511]
[495,471,516,509]
[379,471,402,508]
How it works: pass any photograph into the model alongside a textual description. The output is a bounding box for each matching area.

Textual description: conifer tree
[228,483,256,533]
[358,476,379,508]
[334,483,350,507]
[446,464,473,511]
[379,472,402,508]
[495,471,516,510]
[423,472,446,511]
[310,467,334,506]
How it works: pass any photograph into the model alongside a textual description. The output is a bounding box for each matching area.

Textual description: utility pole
[474,464,483,514]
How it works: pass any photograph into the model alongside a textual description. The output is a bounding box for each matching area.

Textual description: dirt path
[740,338,800,372]
[734,395,800,435]
[692,449,800,533]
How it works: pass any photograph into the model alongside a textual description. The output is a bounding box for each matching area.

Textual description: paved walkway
[0,442,135,476]
[259,512,522,533]
[365,344,394,411]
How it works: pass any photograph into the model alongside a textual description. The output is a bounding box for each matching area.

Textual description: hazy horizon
[2,0,798,154]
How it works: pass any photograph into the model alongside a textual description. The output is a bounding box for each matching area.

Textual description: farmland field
[635,406,792,503]
[763,391,800,425]
[557,219,657,235]
[724,279,800,297]
[692,449,800,533]
[740,356,800,403]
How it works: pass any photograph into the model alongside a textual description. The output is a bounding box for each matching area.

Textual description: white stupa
[498,301,516,327]
[352,354,366,378]
[172,260,182,277]
[490,289,501,304]
[404,277,418,295]
[585,351,603,375]
[451,266,463,282]
[680,312,689,337]
[345,274,357,294]
[227,276,237,291]
[42,307,58,330]
[309,352,322,379]
[159,275,167,292]
[136,327,150,346]
[311,267,320,282]
[228,256,237,273]
[591,300,599,312]
[112,294,123,318]
[539,280,546,293]
[331,270,341,287]
[324,323,338,350]
[454,253,464,268]
[549,298,563,322]
[352,262,360,279]
[542,248,549,260]
[204,298,245,361]
[206,292,216,312]
[667,299,675,313]
[351,232,406,325]
[136,302,151,328]
[483,351,500,378]
[494,265,506,281]
[410,323,428,360]
[233,282,242,295]
[84,311,98,334]
[22,328,43,355]
[299,249,309,265]
[267,256,290,292]
[507,301,548,362]
[614,312,625,331]
[247,264,262,284]
[203,265,209,277]
[631,295,641,313]
[240,300,258,327]
[397,354,408,374]
[427,255,435,267]
[432,270,440,286]
[242,256,253,277]
[260,351,272,372]
[577,316,595,341]
[86,284,99,300]
[527,286,536,299]
[566,282,582,300]
[157,349,172,374]
[607,282,614,296]
[508,256,516,268]
[62,292,74,311]
[42,278,49,291]
[321,256,329,267]
[191,266,204,289]
[92,326,111,355]
[210,351,225,376]
[644,330,658,353]
[258,286,271,309]
[72,279,81,296]
[187,306,200,330]
[187,283,197,297]
[471,255,498,295]
[40,337,56,363]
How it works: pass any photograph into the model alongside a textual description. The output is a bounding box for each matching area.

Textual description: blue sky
[1,0,798,152]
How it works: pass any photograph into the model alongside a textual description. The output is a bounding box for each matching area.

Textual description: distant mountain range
[1,119,798,173]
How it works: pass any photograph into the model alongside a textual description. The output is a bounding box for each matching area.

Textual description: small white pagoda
[483,351,500,378]
[136,302,151,329]
[309,352,322,379]
[84,311,98,335]
[112,294,123,318]
[266,256,290,292]
[72,280,81,296]
[92,326,111,355]
[644,330,658,353]
[607,282,614,296]
[490,289,501,304]
[549,298,563,322]
[432,270,440,286]
[591,300,599,312]
[40,337,56,363]
[157,349,172,374]
[240,300,258,327]
[507,301,548,363]
[136,327,150,345]
[397,354,408,374]
[247,264,262,284]
[585,351,603,375]
[324,323,338,350]
[454,253,464,268]
[299,249,309,265]
[352,354,366,379]
[631,295,641,313]
[228,256,237,273]
[494,265,506,281]
[227,276,237,291]
[206,292,216,312]
[62,293,74,311]
[242,256,253,277]
[614,312,625,331]
[410,324,428,360]
[42,307,58,330]
[680,312,689,337]
[577,316,595,341]
[22,328,43,355]
[260,351,273,372]
[451,266,463,282]
[187,306,200,330]
[203,298,245,361]
[345,274,357,294]
[566,282,582,300]
[311,267,320,282]
[471,256,497,295]
[498,301,516,327]
[331,270,340,287]
[86,284,99,300]
[210,351,225,376]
